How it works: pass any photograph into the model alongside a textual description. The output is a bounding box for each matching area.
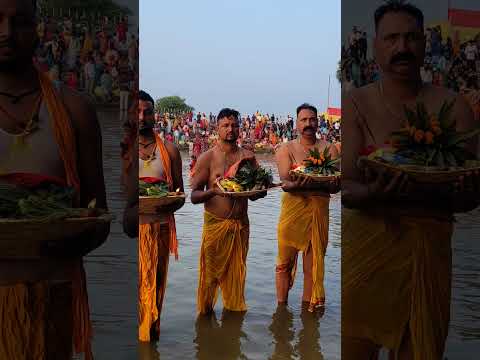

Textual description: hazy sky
[140,0,341,116]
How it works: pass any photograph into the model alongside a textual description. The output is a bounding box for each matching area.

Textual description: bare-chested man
[342,2,479,359]
[275,103,340,312]
[0,1,109,358]
[137,90,185,342]
[191,108,266,314]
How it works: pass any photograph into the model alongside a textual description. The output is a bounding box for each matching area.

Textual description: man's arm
[455,93,479,157]
[341,92,376,208]
[158,141,185,214]
[61,90,110,254]
[123,144,138,238]
[190,151,223,204]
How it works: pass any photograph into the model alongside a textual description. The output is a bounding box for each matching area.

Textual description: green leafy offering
[139,180,169,197]
[292,146,340,176]
[388,100,480,167]
[231,161,273,191]
[0,183,95,221]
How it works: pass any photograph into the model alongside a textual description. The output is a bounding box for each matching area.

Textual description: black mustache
[303,127,315,132]
[390,52,416,64]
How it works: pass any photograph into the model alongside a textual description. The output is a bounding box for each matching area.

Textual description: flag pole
[327,74,331,109]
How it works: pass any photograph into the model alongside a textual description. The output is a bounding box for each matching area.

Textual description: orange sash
[38,70,93,360]
[154,134,178,259]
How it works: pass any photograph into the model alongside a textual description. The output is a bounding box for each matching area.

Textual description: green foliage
[231,161,273,191]
[391,100,480,167]
[303,146,340,175]
[40,0,132,17]
[155,96,194,115]
[139,181,169,197]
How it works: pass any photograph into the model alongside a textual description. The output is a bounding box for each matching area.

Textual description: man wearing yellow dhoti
[342,2,479,359]
[275,103,340,312]
[191,108,266,314]
[137,90,185,342]
[0,1,110,358]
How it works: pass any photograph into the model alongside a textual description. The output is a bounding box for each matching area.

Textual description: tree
[155,96,194,115]
[41,0,132,18]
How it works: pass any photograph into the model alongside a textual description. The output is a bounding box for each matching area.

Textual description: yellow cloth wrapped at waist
[278,193,329,306]
[138,222,169,342]
[0,282,72,359]
[342,207,453,360]
[197,211,249,313]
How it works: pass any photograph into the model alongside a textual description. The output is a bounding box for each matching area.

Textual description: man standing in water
[137,90,185,341]
[0,0,109,358]
[275,103,340,312]
[342,2,479,359]
[191,108,266,314]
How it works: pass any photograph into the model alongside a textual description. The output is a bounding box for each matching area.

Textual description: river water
[84,110,479,360]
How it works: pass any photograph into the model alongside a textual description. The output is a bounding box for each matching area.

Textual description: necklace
[378,80,425,125]
[1,94,42,149]
[297,137,318,156]
[140,143,157,168]
[0,88,40,104]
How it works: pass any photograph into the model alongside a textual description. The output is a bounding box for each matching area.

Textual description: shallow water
[147,153,341,360]
[85,111,479,359]
[85,110,138,359]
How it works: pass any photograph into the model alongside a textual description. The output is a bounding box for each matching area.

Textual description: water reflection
[269,305,295,359]
[194,310,247,360]
[268,304,324,360]
[138,341,161,360]
[296,304,324,360]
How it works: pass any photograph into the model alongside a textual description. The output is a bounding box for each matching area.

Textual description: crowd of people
[340,25,480,118]
[152,110,341,157]
[33,10,138,110]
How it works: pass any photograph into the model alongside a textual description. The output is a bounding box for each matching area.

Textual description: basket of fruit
[290,146,341,182]
[0,173,112,259]
[216,157,280,197]
[139,177,185,214]
[360,100,480,183]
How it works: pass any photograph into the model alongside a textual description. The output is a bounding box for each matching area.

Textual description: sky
[139,0,341,117]
[342,0,480,51]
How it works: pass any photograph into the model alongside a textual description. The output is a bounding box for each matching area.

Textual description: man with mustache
[0,0,109,358]
[342,1,479,359]
[137,90,185,341]
[274,103,340,312]
[191,108,266,314]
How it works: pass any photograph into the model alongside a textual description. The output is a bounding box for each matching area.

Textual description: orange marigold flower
[432,126,442,136]
[425,131,434,144]
[414,129,425,143]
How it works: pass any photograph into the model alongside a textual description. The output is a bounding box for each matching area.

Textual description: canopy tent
[322,107,341,122]
[428,8,480,43]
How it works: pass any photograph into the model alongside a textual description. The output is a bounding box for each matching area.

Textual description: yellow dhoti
[138,223,170,342]
[0,282,73,360]
[342,208,453,359]
[277,193,330,308]
[197,211,250,314]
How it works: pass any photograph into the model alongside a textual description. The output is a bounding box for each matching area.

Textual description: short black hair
[374,0,424,33]
[139,90,155,106]
[217,108,240,122]
[296,103,318,117]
